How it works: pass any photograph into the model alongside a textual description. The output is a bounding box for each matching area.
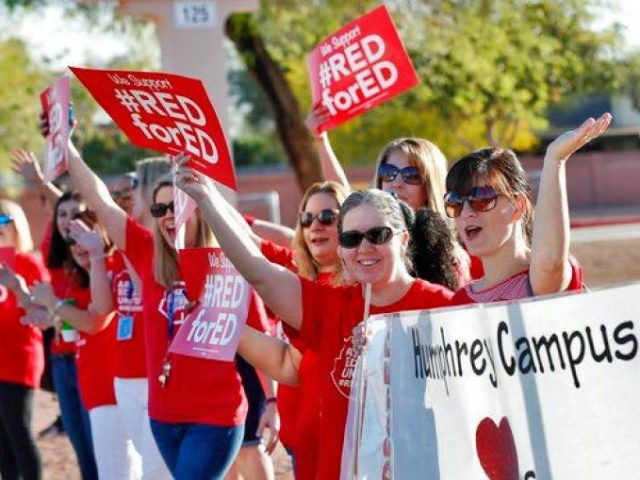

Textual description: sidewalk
[570,204,640,228]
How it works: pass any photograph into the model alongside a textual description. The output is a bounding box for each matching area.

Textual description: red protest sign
[70,67,237,190]
[171,248,249,361]
[40,75,71,182]
[307,5,419,132]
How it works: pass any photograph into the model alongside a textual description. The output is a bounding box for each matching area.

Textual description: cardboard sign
[40,75,71,182]
[170,248,249,361]
[343,283,640,479]
[307,5,419,132]
[70,67,237,190]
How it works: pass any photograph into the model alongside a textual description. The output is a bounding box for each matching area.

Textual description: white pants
[89,405,141,480]
[114,377,172,480]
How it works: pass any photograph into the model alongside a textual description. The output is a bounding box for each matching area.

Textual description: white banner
[344,282,640,479]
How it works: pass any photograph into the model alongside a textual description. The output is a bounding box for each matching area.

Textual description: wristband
[265,396,277,405]
[52,299,66,315]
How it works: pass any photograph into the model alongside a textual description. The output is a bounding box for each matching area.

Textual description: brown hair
[446,147,534,243]
[292,181,348,280]
[373,138,448,216]
[338,189,413,273]
[151,177,215,289]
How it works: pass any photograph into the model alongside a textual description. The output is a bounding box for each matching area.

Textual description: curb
[570,216,640,229]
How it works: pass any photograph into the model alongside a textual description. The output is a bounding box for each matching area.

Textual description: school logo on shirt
[157,287,189,327]
[331,335,358,398]
[113,270,143,314]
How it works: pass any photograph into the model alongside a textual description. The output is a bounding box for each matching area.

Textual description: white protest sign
[344,282,640,479]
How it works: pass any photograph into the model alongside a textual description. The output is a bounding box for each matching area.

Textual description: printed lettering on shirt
[331,335,358,398]
[157,287,189,327]
[114,270,143,314]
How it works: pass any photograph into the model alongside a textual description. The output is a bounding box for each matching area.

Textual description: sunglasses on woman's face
[111,187,135,201]
[299,209,339,228]
[150,201,175,218]
[444,186,502,218]
[339,226,396,249]
[378,163,422,186]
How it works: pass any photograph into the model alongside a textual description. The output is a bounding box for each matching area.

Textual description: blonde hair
[375,138,470,276]
[136,157,171,208]
[373,138,448,217]
[151,177,215,289]
[0,200,33,253]
[292,181,348,280]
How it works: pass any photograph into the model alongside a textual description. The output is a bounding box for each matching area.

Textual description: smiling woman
[447,114,612,305]
[174,157,455,479]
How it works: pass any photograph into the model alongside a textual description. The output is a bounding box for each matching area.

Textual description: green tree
[228,0,629,171]
[0,38,48,169]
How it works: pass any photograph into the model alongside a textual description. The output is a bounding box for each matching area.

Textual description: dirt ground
[33,236,640,479]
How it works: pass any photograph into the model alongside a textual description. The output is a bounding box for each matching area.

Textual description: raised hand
[20,306,56,330]
[305,103,331,137]
[68,219,103,257]
[545,113,612,162]
[32,282,57,311]
[10,149,44,184]
[173,155,215,203]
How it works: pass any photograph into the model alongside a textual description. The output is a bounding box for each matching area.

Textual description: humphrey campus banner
[343,282,640,479]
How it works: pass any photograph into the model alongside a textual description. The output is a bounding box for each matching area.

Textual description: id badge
[116,316,134,341]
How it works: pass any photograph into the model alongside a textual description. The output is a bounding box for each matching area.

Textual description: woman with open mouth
[445,113,611,305]
[53,132,271,479]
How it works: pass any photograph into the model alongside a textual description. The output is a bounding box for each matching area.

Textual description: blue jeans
[51,354,98,480]
[150,419,244,479]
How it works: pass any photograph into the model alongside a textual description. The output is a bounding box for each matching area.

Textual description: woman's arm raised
[530,113,611,295]
[66,141,128,250]
[175,160,304,330]
[305,107,351,190]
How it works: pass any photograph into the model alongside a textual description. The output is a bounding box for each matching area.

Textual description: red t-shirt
[451,257,583,305]
[110,252,147,378]
[0,252,49,388]
[300,278,453,479]
[125,217,268,426]
[67,274,118,411]
[48,268,80,356]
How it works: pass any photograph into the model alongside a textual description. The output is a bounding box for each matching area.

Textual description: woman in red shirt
[176,165,454,479]
[445,114,611,305]
[59,138,270,479]
[27,209,140,480]
[0,199,49,480]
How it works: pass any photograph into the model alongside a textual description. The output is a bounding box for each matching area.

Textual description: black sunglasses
[339,226,396,249]
[378,163,422,186]
[299,209,339,228]
[444,186,502,218]
[112,187,135,201]
[150,201,175,218]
